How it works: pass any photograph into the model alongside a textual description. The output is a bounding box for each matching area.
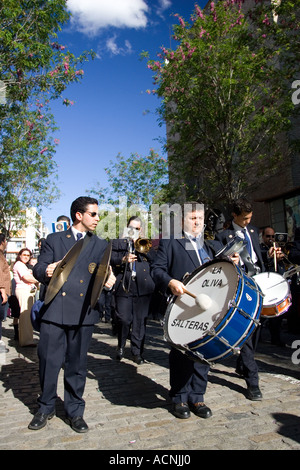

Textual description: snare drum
[252,272,291,318]
[163,259,263,363]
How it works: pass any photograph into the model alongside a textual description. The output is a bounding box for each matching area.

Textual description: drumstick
[183,288,213,311]
[273,241,277,272]
[183,287,197,298]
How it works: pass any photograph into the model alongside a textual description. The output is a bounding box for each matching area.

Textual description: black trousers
[169,347,210,404]
[115,294,151,355]
[237,326,261,387]
[37,321,94,418]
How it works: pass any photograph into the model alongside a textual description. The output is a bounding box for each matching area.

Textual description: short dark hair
[232,198,253,216]
[70,196,98,222]
[262,226,274,235]
[57,215,71,226]
[0,233,6,245]
[182,201,204,216]
[127,216,142,227]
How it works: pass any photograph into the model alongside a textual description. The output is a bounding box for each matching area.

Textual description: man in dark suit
[215,198,266,401]
[28,196,115,433]
[151,202,230,420]
[111,216,156,364]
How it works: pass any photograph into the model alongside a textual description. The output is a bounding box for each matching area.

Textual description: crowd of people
[0,196,299,433]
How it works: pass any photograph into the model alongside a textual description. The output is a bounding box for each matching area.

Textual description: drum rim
[163,259,263,362]
[253,271,291,309]
[189,269,262,352]
[163,259,242,346]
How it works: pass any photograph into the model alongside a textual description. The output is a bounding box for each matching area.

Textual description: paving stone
[0,318,300,451]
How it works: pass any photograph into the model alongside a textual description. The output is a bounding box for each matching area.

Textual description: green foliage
[146,0,300,209]
[89,149,168,240]
[0,0,95,231]
[90,149,168,209]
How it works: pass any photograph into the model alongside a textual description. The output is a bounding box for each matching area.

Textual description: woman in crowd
[13,248,38,346]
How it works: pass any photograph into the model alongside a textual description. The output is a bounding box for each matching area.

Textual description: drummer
[151,201,238,420]
[260,227,286,346]
[260,227,285,274]
[215,198,283,400]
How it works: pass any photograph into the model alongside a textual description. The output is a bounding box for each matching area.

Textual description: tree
[90,149,168,208]
[88,149,168,239]
[146,0,300,210]
[0,0,95,230]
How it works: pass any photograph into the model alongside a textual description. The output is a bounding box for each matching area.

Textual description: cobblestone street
[0,318,300,451]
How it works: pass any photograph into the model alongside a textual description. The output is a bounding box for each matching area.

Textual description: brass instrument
[134,238,152,254]
[122,238,152,292]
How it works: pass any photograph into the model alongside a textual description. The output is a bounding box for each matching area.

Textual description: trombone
[122,238,152,293]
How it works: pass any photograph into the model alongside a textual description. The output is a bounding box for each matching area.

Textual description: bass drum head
[164,260,239,347]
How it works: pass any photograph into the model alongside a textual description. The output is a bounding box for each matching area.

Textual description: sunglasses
[265,235,275,238]
[85,211,98,218]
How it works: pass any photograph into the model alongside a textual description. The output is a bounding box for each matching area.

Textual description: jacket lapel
[61,228,76,253]
[176,237,200,269]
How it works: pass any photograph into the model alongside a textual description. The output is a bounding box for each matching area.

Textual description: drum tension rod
[229,301,260,325]
[248,282,264,297]
[204,328,241,356]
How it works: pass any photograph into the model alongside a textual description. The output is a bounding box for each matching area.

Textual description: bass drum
[163,259,263,363]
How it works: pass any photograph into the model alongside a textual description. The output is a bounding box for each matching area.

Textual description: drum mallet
[183,288,213,311]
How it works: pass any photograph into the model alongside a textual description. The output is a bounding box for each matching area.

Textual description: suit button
[80,293,84,297]
[62,292,66,296]
[80,280,84,283]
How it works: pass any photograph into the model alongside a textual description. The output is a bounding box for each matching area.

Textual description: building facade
[5,207,49,263]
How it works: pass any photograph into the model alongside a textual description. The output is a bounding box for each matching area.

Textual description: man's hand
[168,279,186,296]
[104,266,116,289]
[46,261,60,278]
[229,252,240,265]
[122,253,137,264]
[268,246,284,260]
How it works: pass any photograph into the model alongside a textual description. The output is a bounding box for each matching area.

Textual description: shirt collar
[71,227,87,239]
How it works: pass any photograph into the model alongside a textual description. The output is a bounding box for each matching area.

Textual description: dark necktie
[192,237,210,264]
[242,229,252,257]
[76,232,83,241]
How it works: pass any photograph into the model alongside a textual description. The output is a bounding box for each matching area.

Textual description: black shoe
[116,347,124,360]
[68,416,89,433]
[172,403,190,419]
[245,386,262,401]
[132,354,144,365]
[28,411,55,430]
[189,402,212,419]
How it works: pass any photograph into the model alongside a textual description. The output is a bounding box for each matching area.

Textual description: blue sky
[41,0,208,231]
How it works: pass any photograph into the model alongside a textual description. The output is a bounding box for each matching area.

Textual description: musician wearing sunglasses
[28,196,115,434]
[110,216,156,365]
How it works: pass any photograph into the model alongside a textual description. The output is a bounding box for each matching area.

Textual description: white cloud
[67,0,149,35]
[105,35,133,56]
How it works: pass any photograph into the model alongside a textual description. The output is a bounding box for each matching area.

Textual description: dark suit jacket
[110,238,156,297]
[150,236,223,295]
[215,223,265,273]
[289,240,300,265]
[33,228,108,325]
